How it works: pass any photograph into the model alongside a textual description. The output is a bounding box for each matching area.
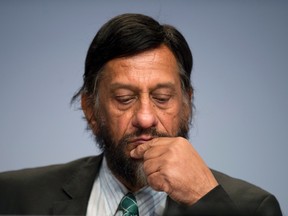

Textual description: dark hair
[71,13,193,107]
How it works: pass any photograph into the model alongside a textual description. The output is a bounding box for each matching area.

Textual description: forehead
[101,45,180,87]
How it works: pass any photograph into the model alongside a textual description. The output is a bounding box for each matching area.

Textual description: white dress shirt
[87,157,167,216]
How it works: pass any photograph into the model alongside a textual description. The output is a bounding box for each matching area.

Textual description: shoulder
[0,155,103,214]
[212,169,282,216]
[0,156,101,185]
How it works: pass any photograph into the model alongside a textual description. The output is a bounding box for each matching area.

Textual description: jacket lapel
[52,156,103,215]
[53,198,88,215]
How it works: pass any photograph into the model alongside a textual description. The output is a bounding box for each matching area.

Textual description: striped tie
[118,192,139,216]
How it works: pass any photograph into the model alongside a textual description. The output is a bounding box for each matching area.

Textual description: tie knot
[118,192,139,216]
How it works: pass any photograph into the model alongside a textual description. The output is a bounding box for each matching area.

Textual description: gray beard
[95,126,189,190]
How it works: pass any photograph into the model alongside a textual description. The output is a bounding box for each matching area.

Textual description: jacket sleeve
[164,185,240,216]
[164,185,283,216]
[255,194,282,216]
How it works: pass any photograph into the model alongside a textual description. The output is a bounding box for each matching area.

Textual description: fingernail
[130,149,135,157]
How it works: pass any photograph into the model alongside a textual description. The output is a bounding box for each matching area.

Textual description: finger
[130,142,152,159]
[146,172,170,193]
[130,139,168,159]
[142,145,168,161]
[143,157,162,176]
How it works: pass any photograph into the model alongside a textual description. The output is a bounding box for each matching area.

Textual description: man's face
[84,45,191,189]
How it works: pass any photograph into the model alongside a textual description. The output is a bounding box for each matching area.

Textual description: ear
[188,86,194,100]
[81,94,98,134]
[183,88,194,120]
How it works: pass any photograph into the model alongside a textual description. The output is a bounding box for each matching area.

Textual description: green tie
[118,192,139,216]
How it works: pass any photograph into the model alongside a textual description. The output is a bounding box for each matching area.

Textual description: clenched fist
[130,137,218,205]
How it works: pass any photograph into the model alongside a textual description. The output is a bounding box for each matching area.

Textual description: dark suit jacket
[0,155,282,216]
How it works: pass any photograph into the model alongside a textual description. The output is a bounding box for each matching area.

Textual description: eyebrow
[109,82,177,92]
[109,83,139,92]
[152,82,176,91]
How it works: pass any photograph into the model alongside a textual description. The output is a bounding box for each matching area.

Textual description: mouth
[130,136,153,144]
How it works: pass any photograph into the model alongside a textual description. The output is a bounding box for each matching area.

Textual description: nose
[132,97,158,129]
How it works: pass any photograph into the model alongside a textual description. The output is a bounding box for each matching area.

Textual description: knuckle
[137,144,145,153]
[147,175,165,191]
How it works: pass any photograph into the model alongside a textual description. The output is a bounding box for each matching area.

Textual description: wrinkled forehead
[101,45,181,84]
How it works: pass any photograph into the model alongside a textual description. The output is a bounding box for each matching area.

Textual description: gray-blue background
[0,0,287,214]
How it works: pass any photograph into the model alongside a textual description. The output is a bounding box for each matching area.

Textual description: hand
[130,137,218,205]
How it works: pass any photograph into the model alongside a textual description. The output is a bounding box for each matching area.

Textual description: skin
[82,45,218,205]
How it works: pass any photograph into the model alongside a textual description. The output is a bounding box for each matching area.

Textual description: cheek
[157,106,182,135]
[169,99,190,133]
[101,105,134,140]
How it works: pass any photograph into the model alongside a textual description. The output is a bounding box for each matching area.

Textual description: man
[0,13,282,216]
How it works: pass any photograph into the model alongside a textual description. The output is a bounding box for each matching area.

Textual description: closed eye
[152,94,171,104]
[115,95,137,104]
